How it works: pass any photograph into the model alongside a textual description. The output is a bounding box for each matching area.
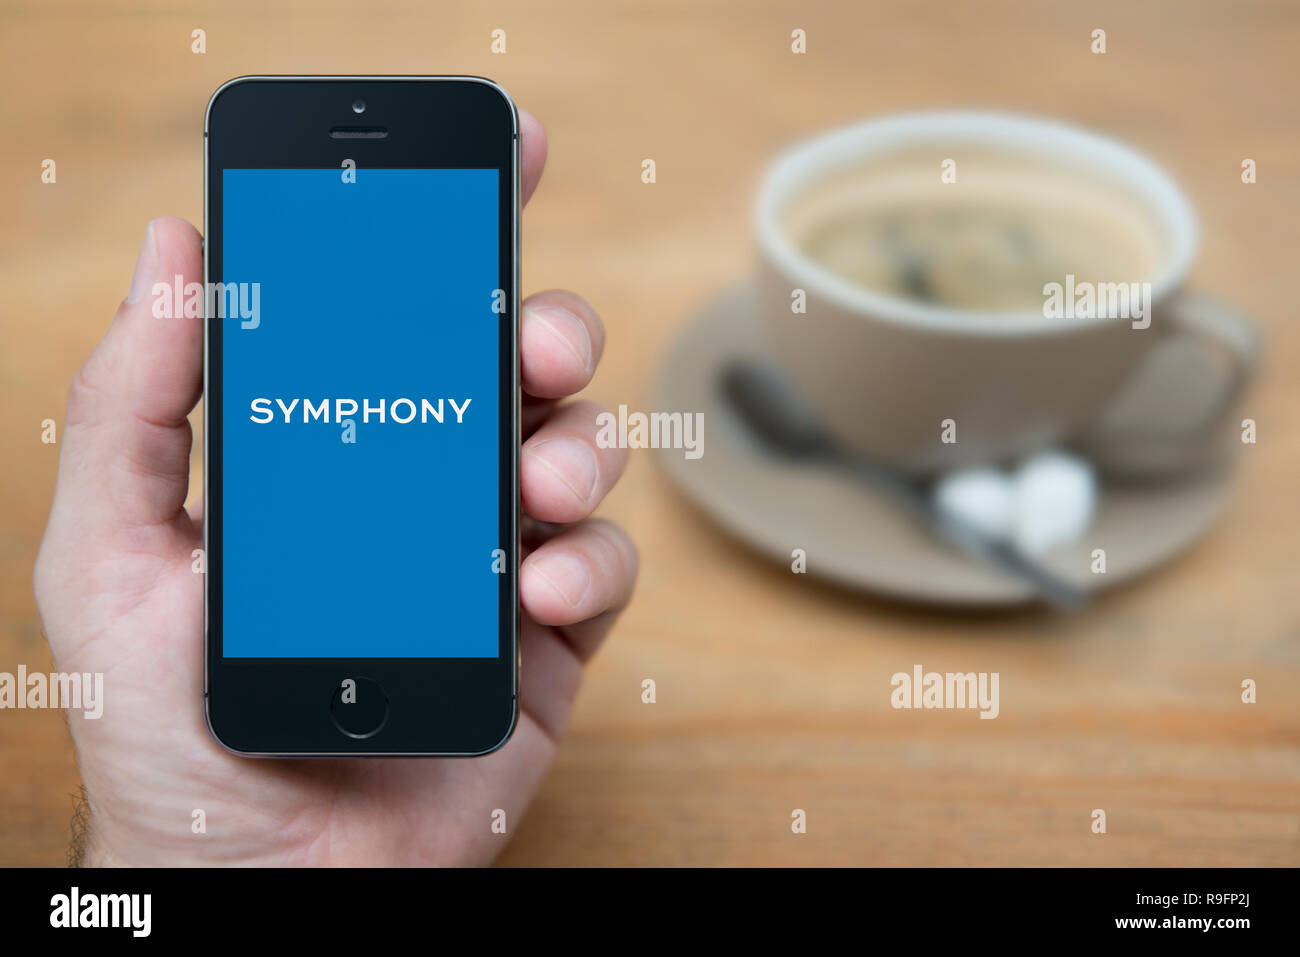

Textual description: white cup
[754,111,1257,475]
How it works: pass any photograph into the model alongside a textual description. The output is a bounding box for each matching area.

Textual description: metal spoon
[719,360,1090,610]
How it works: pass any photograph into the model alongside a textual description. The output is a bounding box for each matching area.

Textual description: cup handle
[1158,289,1260,429]
[1078,289,1260,474]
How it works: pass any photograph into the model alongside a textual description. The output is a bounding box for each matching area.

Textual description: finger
[521,515,572,559]
[521,400,628,524]
[54,216,203,532]
[552,604,636,664]
[187,497,204,539]
[520,290,605,399]
[517,617,584,742]
[520,107,547,206]
[522,396,557,438]
[520,519,639,643]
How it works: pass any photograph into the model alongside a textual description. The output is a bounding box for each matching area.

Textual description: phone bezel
[203,76,520,757]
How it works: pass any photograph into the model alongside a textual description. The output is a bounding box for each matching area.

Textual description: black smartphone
[203,76,519,756]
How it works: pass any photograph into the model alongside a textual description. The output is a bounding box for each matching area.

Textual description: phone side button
[329,678,389,739]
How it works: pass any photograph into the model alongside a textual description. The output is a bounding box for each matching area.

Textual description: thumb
[50,216,204,535]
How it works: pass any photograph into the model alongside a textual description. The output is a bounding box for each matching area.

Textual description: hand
[32,109,637,866]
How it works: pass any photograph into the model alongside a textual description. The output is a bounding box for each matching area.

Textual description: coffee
[784,149,1168,312]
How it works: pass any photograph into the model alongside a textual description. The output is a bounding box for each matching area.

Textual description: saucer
[650,280,1239,606]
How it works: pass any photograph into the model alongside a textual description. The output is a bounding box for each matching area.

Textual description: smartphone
[203,77,519,756]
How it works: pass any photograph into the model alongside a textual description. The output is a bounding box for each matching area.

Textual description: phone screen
[219,167,500,658]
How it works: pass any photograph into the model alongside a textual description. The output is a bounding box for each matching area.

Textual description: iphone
[203,77,519,755]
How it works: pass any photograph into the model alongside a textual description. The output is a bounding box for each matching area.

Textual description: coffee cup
[754,111,1257,476]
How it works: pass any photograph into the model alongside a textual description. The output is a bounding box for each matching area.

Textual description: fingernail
[530,305,593,377]
[528,437,598,503]
[125,220,159,304]
[529,551,591,608]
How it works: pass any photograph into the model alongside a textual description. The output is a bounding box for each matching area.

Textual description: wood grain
[1,0,1296,866]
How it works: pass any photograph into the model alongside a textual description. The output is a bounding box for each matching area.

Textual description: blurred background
[1,0,1297,866]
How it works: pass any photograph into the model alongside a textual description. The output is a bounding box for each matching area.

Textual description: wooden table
[1,0,1296,866]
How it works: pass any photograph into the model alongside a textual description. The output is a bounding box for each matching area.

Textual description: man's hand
[33,109,637,866]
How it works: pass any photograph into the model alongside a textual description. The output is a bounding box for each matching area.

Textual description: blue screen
[221,168,500,657]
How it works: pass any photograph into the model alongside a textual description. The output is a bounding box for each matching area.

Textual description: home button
[330,678,389,739]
